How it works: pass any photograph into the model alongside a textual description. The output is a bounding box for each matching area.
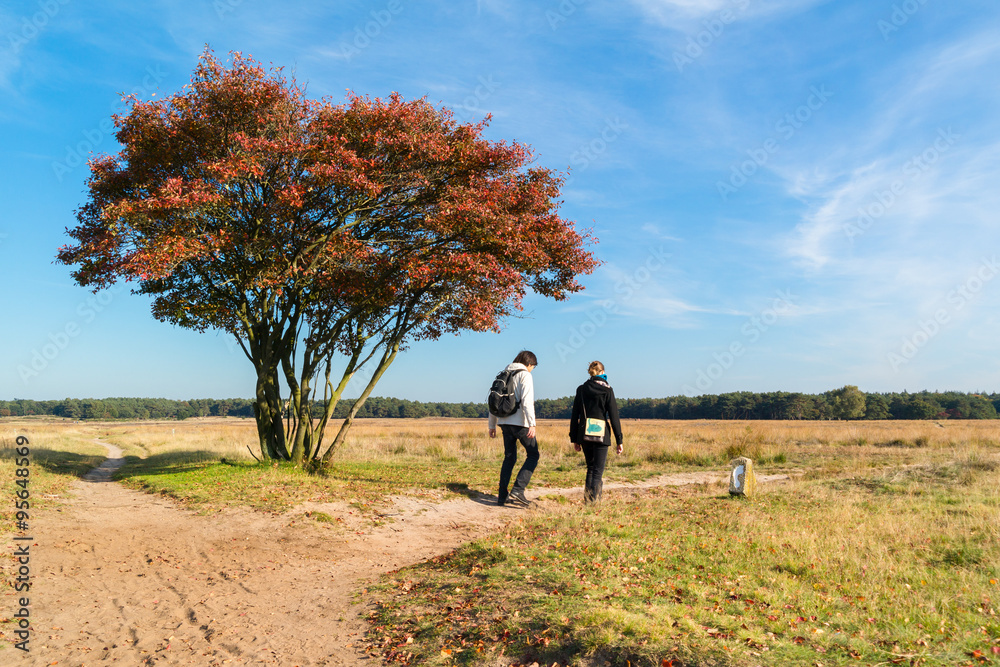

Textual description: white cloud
[632,0,733,17]
[786,137,1000,280]
[0,49,19,90]
[558,256,709,328]
[627,0,824,27]
[640,222,683,241]
[0,7,25,89]
[782,30,1000,275]
[785,159,892,268]
[474,0,516,19]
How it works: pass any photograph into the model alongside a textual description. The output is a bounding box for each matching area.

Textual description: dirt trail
[9,442,789,666]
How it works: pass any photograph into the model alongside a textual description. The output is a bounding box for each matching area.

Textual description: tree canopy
[57,50,598,465]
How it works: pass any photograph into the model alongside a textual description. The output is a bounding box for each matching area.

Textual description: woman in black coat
[569,360,623,503]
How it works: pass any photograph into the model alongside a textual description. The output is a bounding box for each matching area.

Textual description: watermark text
[12,435,32,652]
[888,256,998,371]
[717,85,833,201]
[682,289,797,394]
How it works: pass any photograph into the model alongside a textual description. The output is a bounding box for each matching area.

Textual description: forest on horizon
[2,387,997,422]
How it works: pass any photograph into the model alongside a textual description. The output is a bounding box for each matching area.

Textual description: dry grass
[0,419,109,535]
[7,416,1000,473]
[3,417,998,510]
[95,418,258,461]
[3,416,999,664]
[364,427,1000,666]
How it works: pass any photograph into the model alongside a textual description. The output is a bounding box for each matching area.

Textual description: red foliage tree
[58,50,599,465]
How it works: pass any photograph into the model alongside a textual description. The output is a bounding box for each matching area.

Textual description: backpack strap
[509,368,524,408]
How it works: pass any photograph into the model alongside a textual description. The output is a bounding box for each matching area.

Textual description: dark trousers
[581,442,609,503]
[498,424,539,500]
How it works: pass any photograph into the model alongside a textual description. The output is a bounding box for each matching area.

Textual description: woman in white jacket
[488,350,538,506]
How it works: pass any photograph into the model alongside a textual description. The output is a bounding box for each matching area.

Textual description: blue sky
[2,0,999,402]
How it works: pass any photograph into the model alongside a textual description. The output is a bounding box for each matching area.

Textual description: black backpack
[487,368,524,417]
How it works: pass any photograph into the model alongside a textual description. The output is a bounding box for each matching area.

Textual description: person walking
[488,350,539,506]
[569,360,623,504]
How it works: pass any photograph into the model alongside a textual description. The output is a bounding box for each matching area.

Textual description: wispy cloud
[783,31,1000,273]
[631,0,735,18]
[0,6,27,89]
[627,0,824,27]
[474,0,516,19]
[0,49,19,90]
[641,222,682,241]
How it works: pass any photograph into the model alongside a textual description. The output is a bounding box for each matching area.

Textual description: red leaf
[56,48,600,464]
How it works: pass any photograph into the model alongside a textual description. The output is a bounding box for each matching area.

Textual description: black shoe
[497,495,507,506]
[508,489,531,506]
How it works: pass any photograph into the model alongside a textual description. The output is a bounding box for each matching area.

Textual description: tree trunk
[289,395,313,466]
[319,339,401,466]
[309,348,365,463]
[254,367,289,460]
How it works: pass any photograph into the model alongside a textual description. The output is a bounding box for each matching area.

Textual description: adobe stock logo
[51,65,168,183]
[843,128,958,241]
[213,0,245,19]
[333,1,404,61]
[672,0,751,72]
[878,0,930,40]
[546,0,586,30]
[555,246,671,361]
[5,0,71,55]
[451,75,502,124]
[717,85,833,201]
[18,287,123,383]
[682,289,797,395]
[888,256,998,371]
[564,118,629,187]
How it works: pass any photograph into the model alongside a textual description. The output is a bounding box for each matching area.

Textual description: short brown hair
[588,360,604,376]
[513,350,537,366]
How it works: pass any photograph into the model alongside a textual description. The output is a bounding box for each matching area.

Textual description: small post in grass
[729,456,757,498]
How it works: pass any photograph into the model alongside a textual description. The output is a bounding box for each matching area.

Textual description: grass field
[2,416,998,665]
[0,419,109,536]
[366,459,999,666]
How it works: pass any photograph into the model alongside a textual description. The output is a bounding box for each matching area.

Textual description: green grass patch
[0,435,107,536]
[112,443,708,513]
[875,436,931,448]
[114,455,335,512]
[644,448,718,467]
[363,469,1000,666]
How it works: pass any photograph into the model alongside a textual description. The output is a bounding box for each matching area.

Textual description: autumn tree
[57,50,598,466]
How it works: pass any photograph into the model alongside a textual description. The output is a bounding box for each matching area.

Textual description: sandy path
[8,442,788,666]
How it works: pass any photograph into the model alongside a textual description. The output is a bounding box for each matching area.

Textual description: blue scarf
[593,374,608,382]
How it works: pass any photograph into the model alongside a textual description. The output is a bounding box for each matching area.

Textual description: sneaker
[508,489,531,506]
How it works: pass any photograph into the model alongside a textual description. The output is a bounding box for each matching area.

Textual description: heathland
[1,417,998,666]
[1,387,998,421]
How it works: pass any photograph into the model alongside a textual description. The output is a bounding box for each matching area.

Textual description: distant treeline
[1,389,998,421]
